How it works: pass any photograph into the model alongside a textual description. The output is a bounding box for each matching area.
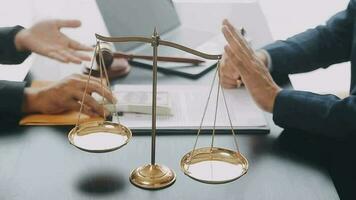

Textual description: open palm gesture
[15,19,92,64]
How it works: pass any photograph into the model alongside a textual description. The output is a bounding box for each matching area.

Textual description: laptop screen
[96,0,181,52]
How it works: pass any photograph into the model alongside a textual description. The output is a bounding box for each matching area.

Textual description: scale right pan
[181,147,248,184]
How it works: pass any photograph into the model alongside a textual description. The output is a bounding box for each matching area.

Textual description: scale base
[129,164,176,189]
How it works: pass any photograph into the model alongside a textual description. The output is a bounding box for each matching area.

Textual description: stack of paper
[94,91,172,115]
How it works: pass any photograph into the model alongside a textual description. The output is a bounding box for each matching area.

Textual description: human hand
[220,21,269,89]
[22,74,115,117]
[220,53,244,88]
[14,19,92,64]
[221,19,281,112]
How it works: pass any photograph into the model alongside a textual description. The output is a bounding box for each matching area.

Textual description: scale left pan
[68,121,132,153]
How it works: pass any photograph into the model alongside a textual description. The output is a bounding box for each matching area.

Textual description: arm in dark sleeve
[263,1,354,76]
[273,90,356,138]
[0,81,26,125]
[0,26,31,64]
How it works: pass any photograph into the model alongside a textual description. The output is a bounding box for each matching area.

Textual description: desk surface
[0,66,339,200]
[0,0,341,199]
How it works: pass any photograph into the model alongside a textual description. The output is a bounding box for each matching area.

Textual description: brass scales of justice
[67,28,248,189]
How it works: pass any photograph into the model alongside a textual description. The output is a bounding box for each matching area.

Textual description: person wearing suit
[220,2,356,137]
[220,1,356,199]
[0,19,114,125]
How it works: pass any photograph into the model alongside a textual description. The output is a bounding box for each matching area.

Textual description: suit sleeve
[263,1,354,76]
[0,26,31,125]
[0,80,26,126]
[0,25,31,64]
[262,1,356,137]
[273,90,356,138]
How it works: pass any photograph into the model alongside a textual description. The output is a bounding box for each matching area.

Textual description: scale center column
[129,28,176,190]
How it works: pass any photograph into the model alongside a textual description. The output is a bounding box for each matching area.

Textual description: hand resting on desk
[22,74,115,117]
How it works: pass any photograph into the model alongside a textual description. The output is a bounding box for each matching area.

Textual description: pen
[236,27,246,88]
[241,27,246,36]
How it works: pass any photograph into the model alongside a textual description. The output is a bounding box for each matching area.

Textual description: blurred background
[0,0,351,96]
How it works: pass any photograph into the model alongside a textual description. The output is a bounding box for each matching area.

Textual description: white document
[113,85,268,132]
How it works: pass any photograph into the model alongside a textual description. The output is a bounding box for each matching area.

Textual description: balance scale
[67,28,248,189]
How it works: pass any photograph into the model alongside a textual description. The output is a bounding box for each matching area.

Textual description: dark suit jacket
[263,0,356,138]
[0,26,31,125]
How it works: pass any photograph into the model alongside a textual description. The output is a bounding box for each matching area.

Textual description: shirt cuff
[257,49,272,69]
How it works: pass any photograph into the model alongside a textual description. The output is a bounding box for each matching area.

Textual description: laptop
[95,0,217,79]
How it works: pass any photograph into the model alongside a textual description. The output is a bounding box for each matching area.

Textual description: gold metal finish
[151,28,159,165]
[68,121,132,153]
[180,147,248,184]
[130,164,176,189]
[98,28,224,189]
[70,27,247,188]
[129,29,177,189]
[95,33,222,60]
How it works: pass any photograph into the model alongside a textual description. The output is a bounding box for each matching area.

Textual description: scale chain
[210,63,221,150]
[220,76,240,153]
[187,62,219,167]
[98,42,121,124]
[97,42,107,118]
[75,43,99,127]
[187,60,241,168]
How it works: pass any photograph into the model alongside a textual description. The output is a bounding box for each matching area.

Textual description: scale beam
[95,33,222,60]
